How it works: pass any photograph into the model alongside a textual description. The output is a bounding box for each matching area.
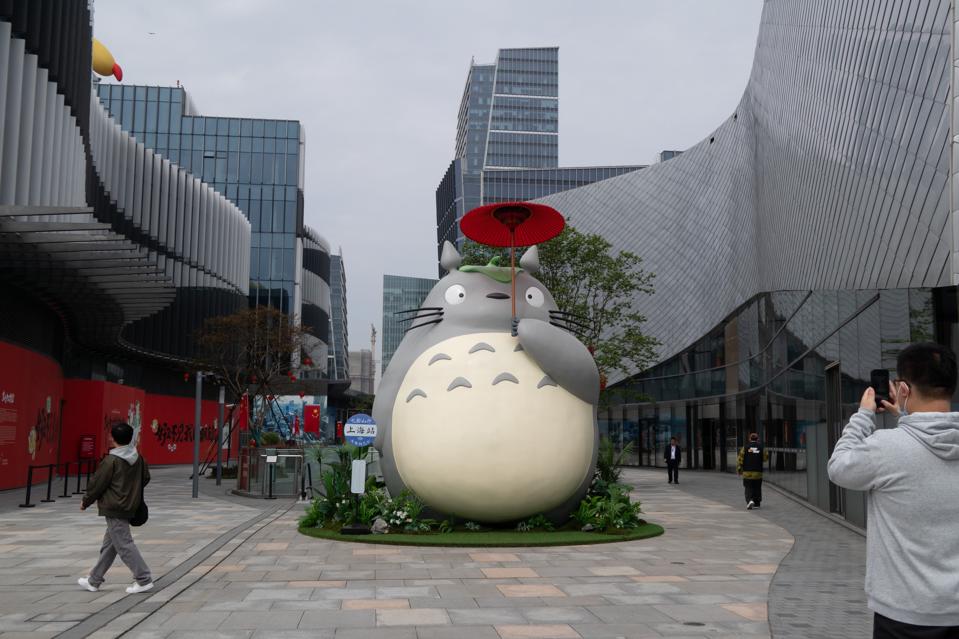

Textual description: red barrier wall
[61,381,240,466]
[0,342,63,491]
[2,339,241,490]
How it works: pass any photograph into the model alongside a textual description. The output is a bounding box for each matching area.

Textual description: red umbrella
[460,202,565,332]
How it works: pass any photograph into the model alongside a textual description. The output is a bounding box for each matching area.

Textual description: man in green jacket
[737,432,769,510]
[78,422,154,594]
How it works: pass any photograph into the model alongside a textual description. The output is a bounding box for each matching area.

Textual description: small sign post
[341,414,377,535]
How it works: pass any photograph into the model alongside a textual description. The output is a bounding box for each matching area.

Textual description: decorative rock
[372,517,389,534]
[581,524,595,532]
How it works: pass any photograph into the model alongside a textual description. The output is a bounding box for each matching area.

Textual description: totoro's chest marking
[396,334,560,406]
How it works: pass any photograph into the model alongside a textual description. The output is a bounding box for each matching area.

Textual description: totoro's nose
[486,292,510,300]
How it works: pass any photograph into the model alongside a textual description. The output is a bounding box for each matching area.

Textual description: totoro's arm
[517,318,599,405]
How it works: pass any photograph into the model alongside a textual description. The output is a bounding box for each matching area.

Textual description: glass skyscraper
[436,47,645,272]
[381,275,438,375]
[97,83,332,372]
[328,254,349,382]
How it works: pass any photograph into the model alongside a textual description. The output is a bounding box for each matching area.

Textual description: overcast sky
[93,0,763,361]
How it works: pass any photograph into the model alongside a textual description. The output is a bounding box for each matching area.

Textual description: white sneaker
[747,501,755,510]
[77,577,98,592]
[125,582,154,594]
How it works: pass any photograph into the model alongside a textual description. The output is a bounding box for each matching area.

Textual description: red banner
[303,404,321,434]
[0,342,63,491]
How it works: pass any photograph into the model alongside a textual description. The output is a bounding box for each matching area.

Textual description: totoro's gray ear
[440,241,462,272]
[520,245,540,274]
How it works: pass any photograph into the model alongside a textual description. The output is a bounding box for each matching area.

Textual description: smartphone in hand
[870,369,890,409]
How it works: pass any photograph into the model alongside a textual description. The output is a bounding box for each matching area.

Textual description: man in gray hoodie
[828,342,959,638]
[77,422,154,594]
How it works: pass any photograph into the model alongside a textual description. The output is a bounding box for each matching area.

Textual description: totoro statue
[373,241,599,524]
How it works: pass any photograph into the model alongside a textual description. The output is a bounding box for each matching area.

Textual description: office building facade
[537,0,957,529]
[349,350,375,396]
[381,275,438,375]
[435,48,643,271]
[328,254,349,382]
[96,81,333,377]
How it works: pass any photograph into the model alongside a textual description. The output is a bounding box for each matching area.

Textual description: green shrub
[260,431,282,446]
[572,483,643,532]
[594,437,634,487]
[516,514,555,532]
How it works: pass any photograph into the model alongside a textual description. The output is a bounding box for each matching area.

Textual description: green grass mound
[297,523,664,547]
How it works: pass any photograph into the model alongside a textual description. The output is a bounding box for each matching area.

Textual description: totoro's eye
[445,284,467,305]
[525,287,544,308]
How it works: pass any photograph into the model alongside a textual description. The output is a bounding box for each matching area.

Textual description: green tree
[461,225,658,387]
[194,306,313,432]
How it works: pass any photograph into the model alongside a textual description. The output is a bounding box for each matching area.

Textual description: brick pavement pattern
[0,465,872,638]
[625,468,871,639]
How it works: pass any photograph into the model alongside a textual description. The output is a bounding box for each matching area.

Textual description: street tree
[194,306,313,432]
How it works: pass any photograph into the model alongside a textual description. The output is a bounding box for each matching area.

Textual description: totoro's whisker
[405,318,444,332]
[394,306,443,315]
[550,317,590,331]
[549,311,590,329]
[397,311,444,323]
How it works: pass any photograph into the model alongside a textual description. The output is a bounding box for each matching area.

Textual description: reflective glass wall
[603,286,959,522]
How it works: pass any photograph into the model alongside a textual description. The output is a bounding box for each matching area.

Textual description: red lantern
[298,391,305,399]
[304,357,313,366]
[290,374,297,382]
[183,372,189,382]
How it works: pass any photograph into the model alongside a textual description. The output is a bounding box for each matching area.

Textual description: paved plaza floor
[0,465,872,638]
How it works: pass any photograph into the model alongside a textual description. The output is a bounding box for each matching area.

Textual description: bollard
[19,466,36,507]
[60,461,71,498]
[41,464,55,503]
[300,464,306,501]
[267,464,276,500]
[306,461,313,496]
[73,459,84,494]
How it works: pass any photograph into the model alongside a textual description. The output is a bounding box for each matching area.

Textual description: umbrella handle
[510,231,517,336]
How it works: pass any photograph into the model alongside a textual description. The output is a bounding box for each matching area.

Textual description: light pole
[216,385,225,486]
[192,371,203,498]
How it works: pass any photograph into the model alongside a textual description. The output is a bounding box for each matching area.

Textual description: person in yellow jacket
[737,432,769,510]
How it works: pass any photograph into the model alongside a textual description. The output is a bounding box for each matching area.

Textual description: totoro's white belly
[391,331,594,522]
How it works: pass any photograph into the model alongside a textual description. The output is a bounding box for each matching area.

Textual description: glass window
[135,86,146,100]
[273,200,284,232]
[159,87,171,102]
[228,152,239,182]
[158,102,170,133]
[263,153,274,185]
[275,121,287,138]
[241,137,251,152]
[145,101,158,132]
[252,120,264,137]
[248,199,260,228]
[239,152,251,182]
[216,136,227,151]
[283,248,295,280]
[252,138,263,153]
[229,136,239,152]
[216,157,227,182]
[229,118,240,136]
[264,138,275,153]
[271,247,284,279]
[249,247,259,278]
[217,118,229,135]
[241,119,253,136]
[286,155,298,185]
[259,247,271,280]
[251,154,262,183]
[284,201,296,232]
[287,122,299,139]
[260,201,272,232]
[264,121,276,137]
[134,101,145,132]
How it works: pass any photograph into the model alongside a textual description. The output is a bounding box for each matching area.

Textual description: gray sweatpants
[88,517,152,587]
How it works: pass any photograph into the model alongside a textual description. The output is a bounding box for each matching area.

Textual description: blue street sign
[345,413,377,446]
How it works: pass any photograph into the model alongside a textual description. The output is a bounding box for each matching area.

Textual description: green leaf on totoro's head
[459,256,522,283]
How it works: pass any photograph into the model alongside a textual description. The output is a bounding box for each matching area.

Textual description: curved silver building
[537,0,958,526]
[1,1,250,367]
